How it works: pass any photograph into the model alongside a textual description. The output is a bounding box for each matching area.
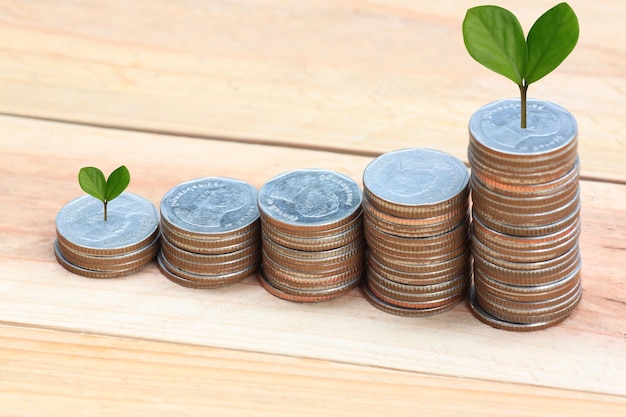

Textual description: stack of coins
[157,177,261,288]
[361,148,472,316]
[467,99,582,331]
[258,169,364,302]
[55,193,160,278]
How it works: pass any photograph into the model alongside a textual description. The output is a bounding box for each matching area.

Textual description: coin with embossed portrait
[157,177,261,289]
[363,148,469,217]
[258,169,362,232]
[54,192,160,277]
[258,169,365,302]
[161,177,259,238]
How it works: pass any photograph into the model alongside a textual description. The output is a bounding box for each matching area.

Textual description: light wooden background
[1,0,625,415]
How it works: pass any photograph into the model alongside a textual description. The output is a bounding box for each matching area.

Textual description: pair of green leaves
[78,166,130,221]
[463,3,579,128]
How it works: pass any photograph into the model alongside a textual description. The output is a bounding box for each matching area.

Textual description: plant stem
[103,201,108,222]
[519,83,528,129]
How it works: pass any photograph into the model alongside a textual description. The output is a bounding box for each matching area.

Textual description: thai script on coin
[469,99,577,155]
[56,193,159,250]
[258,169,362,227]
[161,177,259,234]
[363,148,469,206]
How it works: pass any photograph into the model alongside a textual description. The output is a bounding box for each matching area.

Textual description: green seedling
[78,165,130,221]
[462,2,579,128]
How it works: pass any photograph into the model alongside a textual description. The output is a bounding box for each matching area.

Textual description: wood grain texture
[1,1,625,414]
[0,0,624,180]
[1,115,625,403]
[2,324,625,417]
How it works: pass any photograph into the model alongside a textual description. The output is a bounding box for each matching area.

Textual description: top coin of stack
[258,169,364,302]
[157,177,261,289]
[55,193,160,278]
[467,99,582,331]
[362,148,472,316]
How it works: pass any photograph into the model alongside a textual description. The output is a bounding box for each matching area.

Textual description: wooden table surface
[1,0,625,415]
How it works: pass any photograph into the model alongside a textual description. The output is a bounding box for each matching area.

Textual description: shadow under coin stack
[361,148,472,316]
[55,193,160,278]
[157,177,261,288]
[258,169,364,302]
[467,99,582,331]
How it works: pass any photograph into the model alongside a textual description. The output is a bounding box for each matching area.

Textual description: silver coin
[258,169,362,229]
[469,99,577,156]
[160,177,259,235]
[362,148,469,207]
[56,193,159,252]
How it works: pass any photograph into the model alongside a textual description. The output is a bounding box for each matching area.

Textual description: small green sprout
[462,3,579,128]
[78,165,130,221]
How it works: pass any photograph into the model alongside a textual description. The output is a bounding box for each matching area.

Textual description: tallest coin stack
[467,99,582,331]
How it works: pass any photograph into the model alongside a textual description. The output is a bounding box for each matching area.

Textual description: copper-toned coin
[259,271,360,302]
[57,234,160,268]
[474,191,580,228]
[475,284,582,325]
[160,220,260,252]
[472,215,580,262]
[362,194,469,227]
[365,220,469,255]
[470,225,579,264]
[468,286,573,331]
[368,267,469,295]
[262,250,363,284]
[468,148,579,181]
[473,265,581,303]
[367,280,467,310]
[476,277,581,311]
[157,253,256,289]
[363,186,470,220]
[473,246,581,286]
[364,204,469,238]
[470,160,580,199]
[367,236,469,264]
[468,130,578,167]
[260,209,363,239]
[54,240,154,278]
[366,250,471,286]
[470,174,579,212]
[262,235,364,270]
[264,247,364,274]
[264,267,362,293]
[468,146,577,186]
[367,272,469,302]
[471,203,580,238]
[362,284,465,317]
[160,234,257,263]
[262,220,363,252]
[62,247,157,273]
[158,252,257,286]
[162,248,260,276]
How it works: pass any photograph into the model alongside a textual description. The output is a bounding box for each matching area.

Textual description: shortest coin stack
[362,148,472,316]
[258,169,364,302]
[157,177,261,288]
[55,193,160,278]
